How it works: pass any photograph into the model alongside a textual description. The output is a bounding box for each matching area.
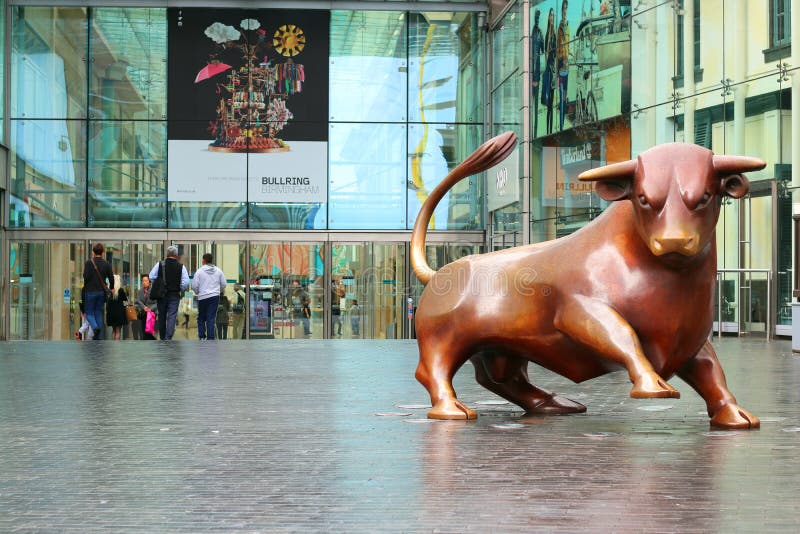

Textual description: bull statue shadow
[411,131,764,429]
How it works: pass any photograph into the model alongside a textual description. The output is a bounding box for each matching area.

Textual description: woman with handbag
[106,274,128,340]
[135,274,158,340]
[82,242,113,340]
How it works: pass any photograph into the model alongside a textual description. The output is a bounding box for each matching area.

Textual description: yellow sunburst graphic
[273,25,306,57]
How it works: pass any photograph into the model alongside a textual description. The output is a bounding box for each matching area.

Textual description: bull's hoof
[710,403,760,430]
[630,373,680,399]
[428,398,478,420]
[525,394,587,415]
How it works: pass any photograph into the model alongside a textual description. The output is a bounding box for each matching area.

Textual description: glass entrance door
[248,242,324,339]
[9,241,85,340]
[86,240,163,339]
[168,241,246,340]
[331,243,406,339]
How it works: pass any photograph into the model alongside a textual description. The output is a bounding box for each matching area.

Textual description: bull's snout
[650,235,699,256]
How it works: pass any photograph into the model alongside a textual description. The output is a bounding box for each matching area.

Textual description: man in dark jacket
[149,245,189,340]
[82,242,114,340]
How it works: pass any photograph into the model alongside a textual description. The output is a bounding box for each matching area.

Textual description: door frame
[739,179,777,337]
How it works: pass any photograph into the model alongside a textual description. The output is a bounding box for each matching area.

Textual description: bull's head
[579,143,765,258]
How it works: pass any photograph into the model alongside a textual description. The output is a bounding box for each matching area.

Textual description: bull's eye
[695,192,711,210]
[637,194,649,207]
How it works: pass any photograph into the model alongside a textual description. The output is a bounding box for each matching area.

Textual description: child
[76,293,94,340]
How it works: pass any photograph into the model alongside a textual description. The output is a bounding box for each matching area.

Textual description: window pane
[329,123,406,229]
[0,2,6,143]
[329,10,407,122]
[9,242,46,339]
[11,6,88,119]
[90,8,167,120]
[491,2,521,89]
[492,72,521,136]
[9,119,86,227]
[88,121,166,227]
[631,2,675,110]
[408,12,482,124]
[168,202,246,228]
[249,203,326,229]
[8,241,87,340]
[407,123,483,230]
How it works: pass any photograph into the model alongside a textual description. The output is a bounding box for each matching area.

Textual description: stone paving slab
[1,338,799,532]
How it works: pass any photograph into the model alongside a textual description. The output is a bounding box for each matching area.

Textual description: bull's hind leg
[415,340,476,420]
[472,352,586,414]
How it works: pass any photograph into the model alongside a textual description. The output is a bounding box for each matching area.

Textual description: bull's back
[416,242,618,381]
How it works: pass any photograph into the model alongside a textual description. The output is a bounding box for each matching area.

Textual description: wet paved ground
[1,338,800,533]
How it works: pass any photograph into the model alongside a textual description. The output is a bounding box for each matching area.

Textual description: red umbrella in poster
[194,61,232,83]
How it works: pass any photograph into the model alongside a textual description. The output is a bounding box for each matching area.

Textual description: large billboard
[167,8,330,203]
[530,0,630,138]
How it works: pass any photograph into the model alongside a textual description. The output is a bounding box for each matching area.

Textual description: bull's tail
[410,131,517,285]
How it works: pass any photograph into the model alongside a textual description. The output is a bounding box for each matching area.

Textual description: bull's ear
[579,159,636,203]
[721,174,750,199]
[595,180,631,201]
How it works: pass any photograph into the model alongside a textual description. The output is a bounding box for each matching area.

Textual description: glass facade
[6,6,484,231]
[2,0,797,339]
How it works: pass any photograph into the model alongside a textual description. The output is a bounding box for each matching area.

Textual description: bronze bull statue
[411,131,765,429]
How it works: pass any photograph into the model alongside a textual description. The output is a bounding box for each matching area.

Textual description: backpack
[149,262,166,300]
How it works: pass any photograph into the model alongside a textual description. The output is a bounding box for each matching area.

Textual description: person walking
[82,242,113,340]
[106,274,128,340]
[289,280,311,336]
[330,280,343,337]
[216,295,230,340]
[191,253,227,340]
[149,245,189,340]
[231,284,247,339]
[349,299,361,337]
[135,274,158,340]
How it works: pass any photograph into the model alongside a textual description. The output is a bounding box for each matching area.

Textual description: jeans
[558,71,568,131]
[197,295,219,340]
[331,315,342,336]
[157,296,180,340]
[294,312,310,336]
[84,290,106,339]
[351,317,360,336]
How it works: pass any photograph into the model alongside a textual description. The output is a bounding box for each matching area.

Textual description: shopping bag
[145,309,156,335]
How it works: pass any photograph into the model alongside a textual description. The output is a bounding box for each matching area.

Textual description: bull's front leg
[555,295,680,398]
[676,340,759,429]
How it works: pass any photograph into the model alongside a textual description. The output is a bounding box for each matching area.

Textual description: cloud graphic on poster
[205,22,240,44]
[240,18,261,30]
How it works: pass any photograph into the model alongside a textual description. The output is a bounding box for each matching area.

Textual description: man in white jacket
[191,253,227,340]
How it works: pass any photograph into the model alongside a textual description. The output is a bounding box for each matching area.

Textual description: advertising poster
[167,9,330,203]
[530,0,631,138]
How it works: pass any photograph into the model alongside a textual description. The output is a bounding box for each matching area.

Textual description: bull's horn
[713,155,766,175]
[578,159,637,181]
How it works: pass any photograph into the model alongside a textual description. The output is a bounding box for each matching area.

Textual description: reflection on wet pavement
[1,338,799,532]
